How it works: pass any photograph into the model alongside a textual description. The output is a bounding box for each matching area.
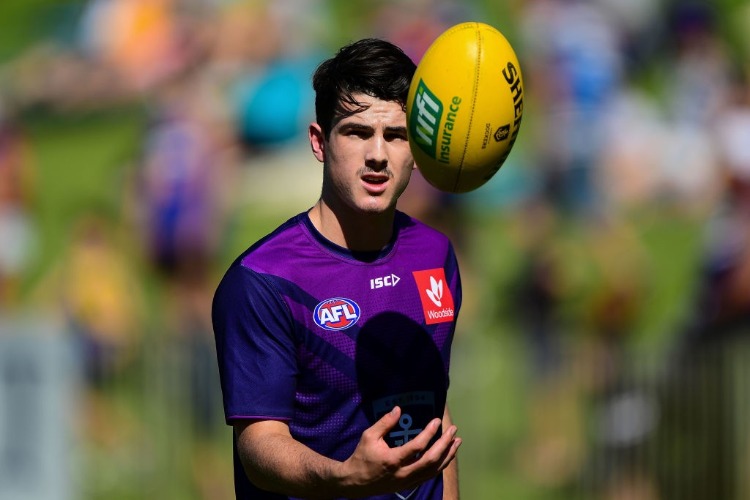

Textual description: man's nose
[365,135,388,169]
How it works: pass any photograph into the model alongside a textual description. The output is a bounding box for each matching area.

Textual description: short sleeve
[212,264,298,423]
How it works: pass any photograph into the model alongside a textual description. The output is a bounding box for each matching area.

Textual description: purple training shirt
[212,210,462,500]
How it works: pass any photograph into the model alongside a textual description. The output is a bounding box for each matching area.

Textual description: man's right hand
[335,406,462,498]
[234,407,461,499]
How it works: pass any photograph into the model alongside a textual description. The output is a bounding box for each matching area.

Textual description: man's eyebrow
[386,125,408,135]
[337,123,408,136]
[338,122,373,133]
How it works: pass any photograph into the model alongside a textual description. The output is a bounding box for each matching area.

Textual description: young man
[212,38,463,499]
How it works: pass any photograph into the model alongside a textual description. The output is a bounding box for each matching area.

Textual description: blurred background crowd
[1,0,750,499]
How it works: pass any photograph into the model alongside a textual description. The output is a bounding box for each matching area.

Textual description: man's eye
[347,129,370,138]
[386,132,408,141]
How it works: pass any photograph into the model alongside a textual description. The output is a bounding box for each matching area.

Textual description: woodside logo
[412,268,454,325]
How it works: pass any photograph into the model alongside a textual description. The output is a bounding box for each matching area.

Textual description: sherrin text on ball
[407,22,524,193]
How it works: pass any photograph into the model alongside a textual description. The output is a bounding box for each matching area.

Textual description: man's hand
[336,406,462,498]
[235,407,461,499]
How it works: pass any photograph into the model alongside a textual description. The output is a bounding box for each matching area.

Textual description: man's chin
[358,199,397,216]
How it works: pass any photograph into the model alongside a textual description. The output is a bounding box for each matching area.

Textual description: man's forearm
[236,421,348,499]
[442,455,459,499]
[441,406,460,499]
[235,407,460,499]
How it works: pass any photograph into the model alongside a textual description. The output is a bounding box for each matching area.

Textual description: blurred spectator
[120,67,242,497]
[644,1,731,213]
[230,55,318,150]
[30,206,146,455]
[4,0,218,111]
[79,0,192,92]
[662,1,731,128]
[506,196,566,384]
[505,197,585,489]
[597,0,662,70]
[128,73,237,281]
[124,69,239,496]
[656,66,750,500]
[675,65,750,361]
[203,0,284,83]
[520,0,625,215]
[581,213,650,386]
[59,209,145,389]
[596,88,665,210]
[0,111,38,308]
[578,213,656,499]
[217,1,324,151]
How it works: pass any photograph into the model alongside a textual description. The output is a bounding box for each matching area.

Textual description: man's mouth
[362,174,389,185]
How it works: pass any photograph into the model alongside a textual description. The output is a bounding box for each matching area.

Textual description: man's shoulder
[395,211,453,251]
[211,214,304,319]
[232,212,308,269]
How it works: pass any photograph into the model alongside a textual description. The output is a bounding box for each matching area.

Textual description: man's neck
[308,200,395,252]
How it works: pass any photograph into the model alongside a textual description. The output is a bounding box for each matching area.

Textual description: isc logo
[409,79,443,159]
[370,273,400,290]
[313,297,361,331]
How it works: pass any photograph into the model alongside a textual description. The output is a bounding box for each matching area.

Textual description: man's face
[310,93,415,216]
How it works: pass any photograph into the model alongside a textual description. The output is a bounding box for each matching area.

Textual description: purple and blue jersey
[212,211,462,500]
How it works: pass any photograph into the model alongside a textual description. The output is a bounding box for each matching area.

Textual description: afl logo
[314,297,361,331]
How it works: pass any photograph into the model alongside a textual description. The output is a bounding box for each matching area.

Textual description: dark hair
[312,38,416,138]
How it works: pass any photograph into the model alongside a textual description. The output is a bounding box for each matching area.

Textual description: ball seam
[456,23,482,192]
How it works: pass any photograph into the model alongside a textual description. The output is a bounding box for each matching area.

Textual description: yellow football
[406,22,524,193]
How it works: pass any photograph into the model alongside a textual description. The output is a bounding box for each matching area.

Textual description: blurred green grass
[0,0,85,63]
[21,107,146,284]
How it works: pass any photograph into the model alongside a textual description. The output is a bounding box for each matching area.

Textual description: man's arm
[441,406,459,500]
[235,406,461,499]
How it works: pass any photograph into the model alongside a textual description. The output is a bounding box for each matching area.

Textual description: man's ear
[309,123,326,163]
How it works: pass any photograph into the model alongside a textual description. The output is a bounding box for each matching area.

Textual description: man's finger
[365,406,402,440]
[391,418,442,463]
[400,424,458,473]
[436,437,462,472]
